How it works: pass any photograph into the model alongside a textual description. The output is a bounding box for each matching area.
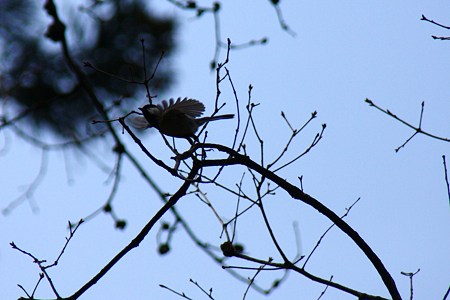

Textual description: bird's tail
[197,114,234,125]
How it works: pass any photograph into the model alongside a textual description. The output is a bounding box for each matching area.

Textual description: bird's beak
[138,107,147,115]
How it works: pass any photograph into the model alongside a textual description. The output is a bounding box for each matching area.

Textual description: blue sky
[1,1,449,299]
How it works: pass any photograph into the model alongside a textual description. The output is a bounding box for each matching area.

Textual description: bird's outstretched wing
[158,97,205,118]
[128,116,151,129]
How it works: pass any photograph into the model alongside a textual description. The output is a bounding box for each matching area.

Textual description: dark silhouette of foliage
[0,0,176,140]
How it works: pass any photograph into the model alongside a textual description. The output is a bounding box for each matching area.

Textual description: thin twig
[421,14,450,30]
[303,198,362,268]
[44,220,84,269]
[272,123,326,172]
[190,279,214,299]
[194,186,231,241]
[2,149,48,215]
[317,276,333,300]
[243,263,266,300]
[442,155,450,205]
[365,99,450,151]
[401,269,420,300]
[269,0,297,37]
[159,284,193,300]
[267,111,317,169]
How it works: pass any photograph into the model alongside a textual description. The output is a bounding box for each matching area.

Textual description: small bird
[135,97,234,142]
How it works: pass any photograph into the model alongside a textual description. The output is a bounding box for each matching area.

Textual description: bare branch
[365,99,450,151]
[401,269,420,300]
[303,198,361,268]
[2,149,48,215]
[190,279,215,299]
[267,110,318,170]
[193,143,401,299]
[268,0,297,37]
[159,284,193,300]
[442,155,450,206]
[421,14,450,30]
[316,276,333,300]
[243,262,266,300]
[68,162,200,300]
[11,219,85,300]
[45,220,84,269]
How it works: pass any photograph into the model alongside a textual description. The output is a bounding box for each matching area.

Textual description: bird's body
[136,97,234,141]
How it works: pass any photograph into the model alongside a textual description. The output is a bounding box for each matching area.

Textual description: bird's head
[139,104,161,129]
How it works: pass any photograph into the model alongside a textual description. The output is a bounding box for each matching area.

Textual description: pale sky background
[1,1,449,299]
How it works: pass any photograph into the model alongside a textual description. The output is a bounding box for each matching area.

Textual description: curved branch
[194,143,401,300]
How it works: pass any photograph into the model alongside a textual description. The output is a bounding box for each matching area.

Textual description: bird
[134,97,234,142]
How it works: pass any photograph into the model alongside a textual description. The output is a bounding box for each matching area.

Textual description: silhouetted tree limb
[366,98,450,152]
